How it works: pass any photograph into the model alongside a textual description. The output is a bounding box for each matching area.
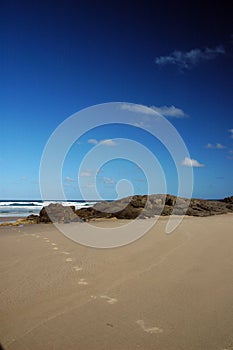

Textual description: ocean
[0,200,97,219]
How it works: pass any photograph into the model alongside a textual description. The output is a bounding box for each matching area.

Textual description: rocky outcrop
[75,194,233,220]
[39,203,83,223]
[222,196,233,205]
[2,194,232,226]
[36,195,233,223]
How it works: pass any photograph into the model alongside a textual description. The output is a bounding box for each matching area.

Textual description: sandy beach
[1,214,233,350]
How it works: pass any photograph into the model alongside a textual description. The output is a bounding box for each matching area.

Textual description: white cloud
[65,176,77,182]
[229,129,233,138]
[88,138,117,146]
[79,171,92,177]
[155,45,225,70]
[103,177,115,184]
[206,143,226,149]
[121,103,158,115]
[99,139,117,146]
[150,105,186,118]
[182,157,205,168]
[88,139,98,145]
[133,121,146,127]
[121,103,186,118]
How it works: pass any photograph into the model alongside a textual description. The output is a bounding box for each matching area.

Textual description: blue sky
[1,0,233,200]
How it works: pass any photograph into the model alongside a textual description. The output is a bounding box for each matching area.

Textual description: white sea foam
[0,200,96,218]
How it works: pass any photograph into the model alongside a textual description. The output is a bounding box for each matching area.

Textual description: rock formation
[2,194,233,226]
[39,203,83,223]
[75,194,233,220]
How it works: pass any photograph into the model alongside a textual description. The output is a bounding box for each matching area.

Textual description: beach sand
[0,215,233,350]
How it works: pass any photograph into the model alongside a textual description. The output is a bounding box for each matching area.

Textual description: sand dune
[0,215,233,350]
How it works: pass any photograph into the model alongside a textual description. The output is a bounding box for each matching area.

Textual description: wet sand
[0,215,233,350]
[0,217,20,223]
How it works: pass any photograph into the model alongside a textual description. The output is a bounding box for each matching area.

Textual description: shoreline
[0,212,233,227]
[0,216,22,223]
[1,211,233,227]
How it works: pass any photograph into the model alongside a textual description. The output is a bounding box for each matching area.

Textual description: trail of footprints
[24,231,163,335]
[28,233,87,286]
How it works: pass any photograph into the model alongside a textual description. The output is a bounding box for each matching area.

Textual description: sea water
[0,200,97,219]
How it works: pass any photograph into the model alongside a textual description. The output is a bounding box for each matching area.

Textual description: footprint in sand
[100,295,118,304]
[136,320,163,334]
[73,266,83,272]
[53,247,58,250]
[65,257,73,262]
[78,278,88,285]
[51,243,56,246]
[61,251,70,255]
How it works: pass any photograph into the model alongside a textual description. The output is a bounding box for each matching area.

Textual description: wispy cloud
[65,176,77,182]
[133,121,147,127]
[121,103,158,115]
[100,139,117,146]
[88,139,98,145]
[121,103,186,118]
[206,143,226,149]
[155,45,225,70]
[229,129,233,138]
[87,138,117,146]
[79,171,92,177]
[182,157,205,168]
[103,177,115,184]
[151,105,187,118]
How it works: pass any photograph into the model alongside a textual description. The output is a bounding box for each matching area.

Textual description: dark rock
[114,205,142,219]
[39,203,83,223]
[26,214,40,224]
[17,194,233,225]
[222,196,233,204]
[76,194,233,220]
